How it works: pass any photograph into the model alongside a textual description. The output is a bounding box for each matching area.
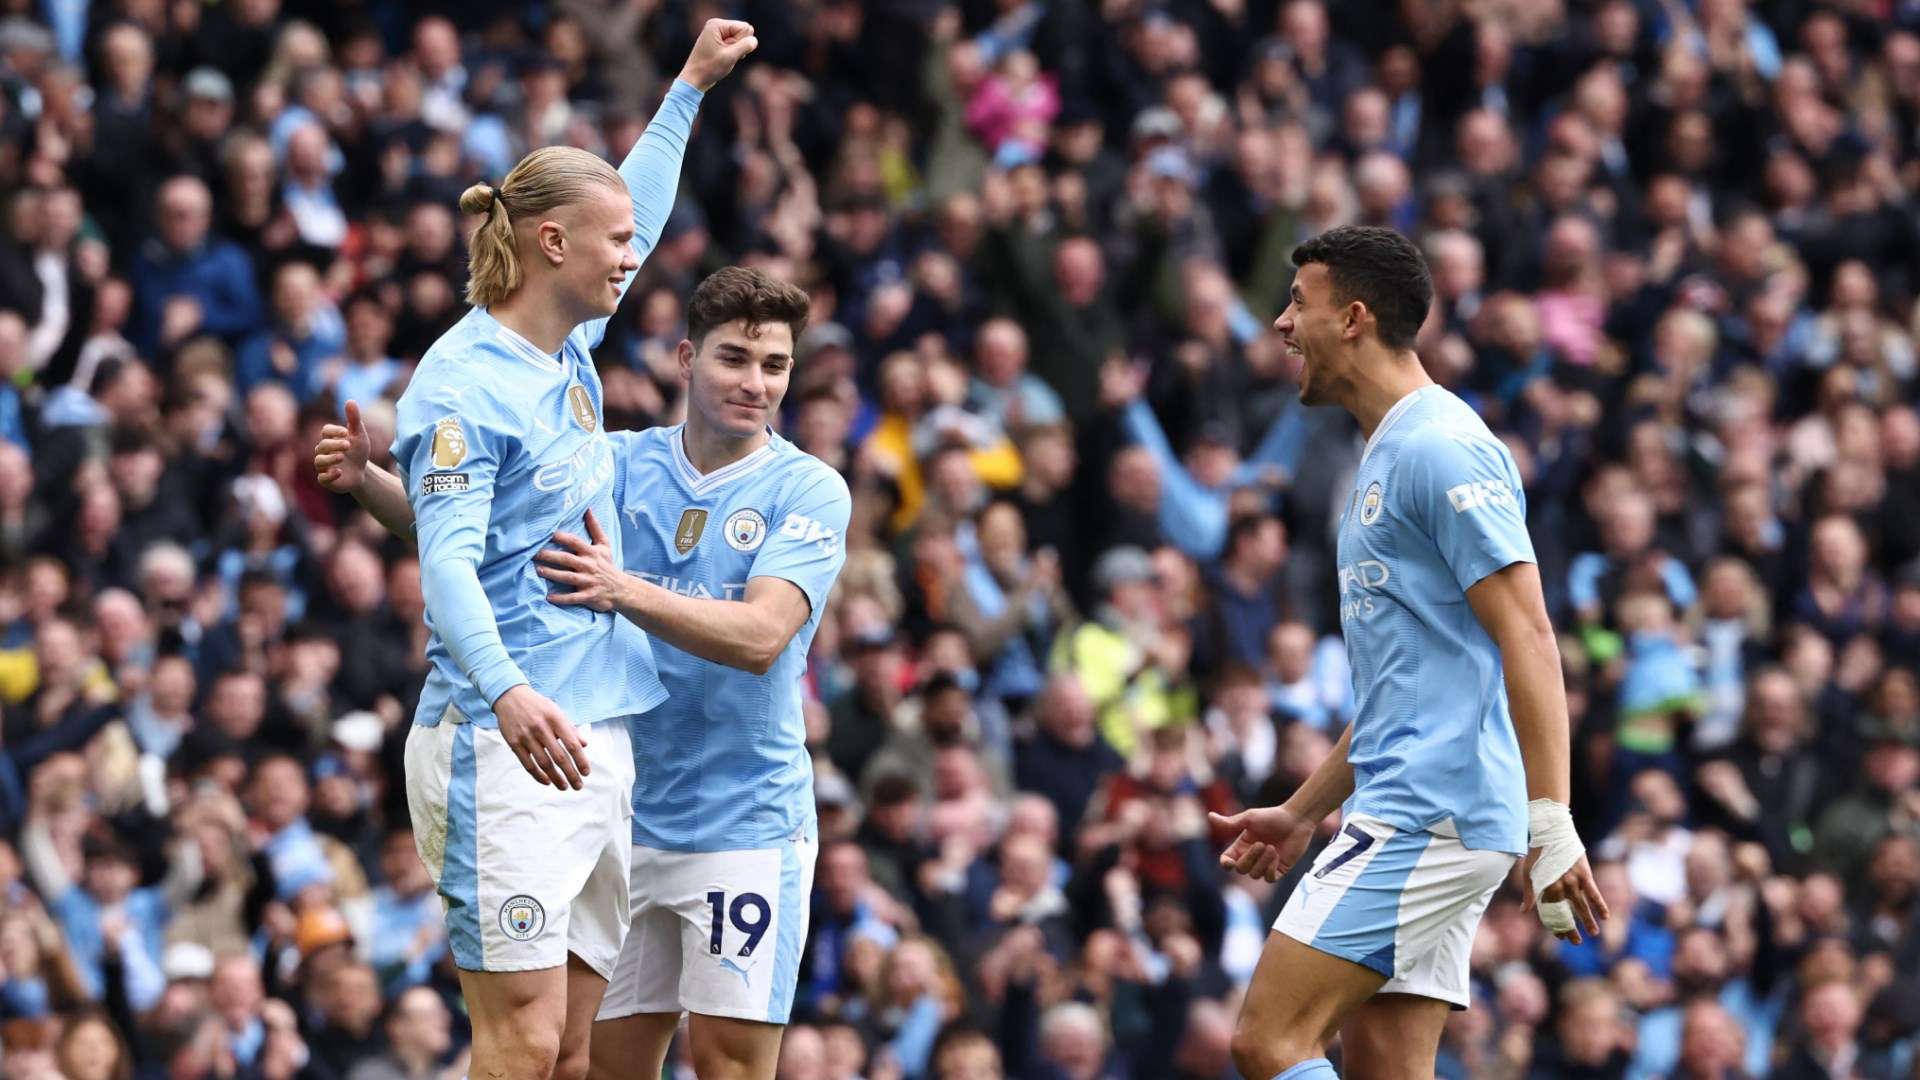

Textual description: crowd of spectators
[0,0,1919,1077]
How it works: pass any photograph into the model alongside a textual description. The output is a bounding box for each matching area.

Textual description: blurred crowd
[0,0,1919,1078]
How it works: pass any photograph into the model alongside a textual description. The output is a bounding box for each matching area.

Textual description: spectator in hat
[1051,545,1196,757]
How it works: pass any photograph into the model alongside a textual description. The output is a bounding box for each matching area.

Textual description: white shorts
[598,837,819,1025]
[1274,815,1515,1008]
[405,717,636,978]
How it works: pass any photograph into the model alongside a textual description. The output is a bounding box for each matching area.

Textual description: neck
[490,289,576,355]
[395,1044,436,1074]
[1343,348,1435,439]
[683,417,769,475]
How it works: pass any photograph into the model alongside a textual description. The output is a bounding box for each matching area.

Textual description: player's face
[682,318,796,439]
[557,186,638,319]
[1273,261,1344,406]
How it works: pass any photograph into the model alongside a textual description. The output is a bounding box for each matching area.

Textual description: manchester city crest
[1359,481,1385,525]
[724,508,768,552]
[500,895,545,941]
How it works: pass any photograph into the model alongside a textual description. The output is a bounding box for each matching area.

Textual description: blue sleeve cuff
[667,78,705,106]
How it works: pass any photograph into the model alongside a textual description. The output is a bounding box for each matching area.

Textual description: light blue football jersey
[610,425,851,852]
[393,307,666,730]
[390,77,704,732]
[1335,385,1533,855]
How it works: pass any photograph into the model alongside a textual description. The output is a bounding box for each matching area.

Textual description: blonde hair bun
[458,183,499,217]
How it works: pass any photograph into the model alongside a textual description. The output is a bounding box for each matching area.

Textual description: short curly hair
[1290,225,1433,350]
[686,266,811,346]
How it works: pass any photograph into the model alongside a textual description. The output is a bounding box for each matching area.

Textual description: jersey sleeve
[750,467,853,616]
[392,387,528,705]
[572,80,704,352]
[1399,427,1536,594]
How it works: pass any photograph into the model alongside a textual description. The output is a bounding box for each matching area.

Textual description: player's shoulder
[764,435,850,508]
[608,424,677,473]
[402,313,535,425]
[1399,393,1508,462]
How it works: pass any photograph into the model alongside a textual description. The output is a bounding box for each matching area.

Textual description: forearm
[419,557,526,704]
[611,578,785,676]
[1503,623,1572,804]
[353,463,416,542]
[618,80,703,250]
[1281,724,1355,822]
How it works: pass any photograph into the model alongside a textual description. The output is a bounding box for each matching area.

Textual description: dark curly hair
[686,266,812,346]
[1290,225,1433,350]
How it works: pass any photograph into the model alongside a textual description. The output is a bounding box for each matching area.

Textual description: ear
[1343,300,1368,341]
[677,338,695,382]
[537,220,567,267]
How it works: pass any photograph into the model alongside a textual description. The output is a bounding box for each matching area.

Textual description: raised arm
[315,401,416,541]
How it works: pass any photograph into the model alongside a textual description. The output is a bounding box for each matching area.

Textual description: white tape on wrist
[1528,799,1584,934]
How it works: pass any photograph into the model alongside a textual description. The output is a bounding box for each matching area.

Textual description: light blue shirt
[610,426,851,851]
[393,308,662,728]
[1335,386,1533,854]
[389,78,705,730]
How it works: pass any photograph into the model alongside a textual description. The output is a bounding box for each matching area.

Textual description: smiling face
[548,185,638,321]
[1273,261,1352,406]
[681,318,797,440]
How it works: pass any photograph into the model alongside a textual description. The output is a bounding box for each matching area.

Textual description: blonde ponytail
[459,146,625,308]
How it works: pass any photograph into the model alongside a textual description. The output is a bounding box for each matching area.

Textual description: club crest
[431,417,467,468]
[500,895,544,941]
[675,508,709,554]
[724,508,767,552]
[567,385,597,432]
[1360,481,1385,525]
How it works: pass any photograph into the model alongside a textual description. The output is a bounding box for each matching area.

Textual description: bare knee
[1230,1020,1320,1080]
[480,1012,563,1080]
[689,1016,781,1080]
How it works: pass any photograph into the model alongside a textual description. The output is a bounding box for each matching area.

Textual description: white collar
[486,312,565,375]
[670,426,776,494]
[1361,384,1437,466]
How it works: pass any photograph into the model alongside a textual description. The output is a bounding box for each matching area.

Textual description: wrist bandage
[1528,799,1585,934]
